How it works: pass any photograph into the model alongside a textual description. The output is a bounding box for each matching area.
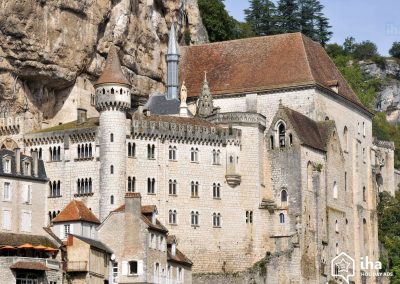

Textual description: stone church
[0,24,396,283]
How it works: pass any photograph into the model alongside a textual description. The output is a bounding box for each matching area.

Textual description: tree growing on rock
[389,42,400,59]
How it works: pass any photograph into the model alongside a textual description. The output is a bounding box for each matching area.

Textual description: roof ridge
[181,32,303,49]
[299,34,317,84]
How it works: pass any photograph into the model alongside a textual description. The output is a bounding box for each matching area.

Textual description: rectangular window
[21,211,32,232]
[4,159,11,173]
[129,261,138,275]
[23,162,30,175]
[246,211,253,224]
[3,182,11,201]
[64,224,70,238]
[2,209,11,230]
[112,262,118,283]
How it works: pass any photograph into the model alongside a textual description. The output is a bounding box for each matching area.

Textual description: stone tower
[94,45,131,220]
[197,73,214,117]
[166,24,180,100]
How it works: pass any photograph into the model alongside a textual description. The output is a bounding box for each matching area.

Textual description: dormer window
[3,158,11,174]
[23,161,31,176]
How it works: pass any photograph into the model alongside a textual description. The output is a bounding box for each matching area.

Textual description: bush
[325,43,345,58]
[353,40,379,60]
[389,42,400,59]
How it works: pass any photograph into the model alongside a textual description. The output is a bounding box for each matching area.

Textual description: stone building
[98,192,192,284]
[0,27,397,283]
[0,149,63,283]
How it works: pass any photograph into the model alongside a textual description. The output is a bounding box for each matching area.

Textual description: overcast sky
[224,0,400,55]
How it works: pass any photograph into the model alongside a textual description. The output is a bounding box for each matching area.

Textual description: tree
[352,40,379,60]
[198,0,236,42]
[276,0,300,33]
[315,14,332,46]
[389,42,400,59]
[245,0,278,36]
[343,36,356,55]
[325,43,344,58]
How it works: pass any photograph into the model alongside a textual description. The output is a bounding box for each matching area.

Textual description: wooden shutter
[138,260,143,275]
[121,261,128,276]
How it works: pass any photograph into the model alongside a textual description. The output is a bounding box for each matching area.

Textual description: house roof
[52,200,100,224]
[143,94,181,115]
[0,149,47,181]
[10,261,50,271]
[0,232,57,248]
[278,106,337,152]
[180,33,365,111]
[95,45,130,87]
[167,248,193,266]
[112,204,168,233]
[70,234,113,254]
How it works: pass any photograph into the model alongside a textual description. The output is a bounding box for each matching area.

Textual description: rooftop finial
[204,71,207,82]
[167,23,179,56]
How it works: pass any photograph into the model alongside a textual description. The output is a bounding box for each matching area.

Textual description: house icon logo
[331,252,355,284]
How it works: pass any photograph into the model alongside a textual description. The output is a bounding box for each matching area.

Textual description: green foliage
[276,0,300,33]
[343,36,356,55]
[377,190,400,281]
[389,42,400,59]
[352,40,379,60]
[198,0,237,42]
[245,0,278,36]
[183,27,191,46]
[325,43,345,58]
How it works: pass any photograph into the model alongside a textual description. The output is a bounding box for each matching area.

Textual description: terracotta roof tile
[0,232,57,248]
[95,45,130,87]
[52,200,100,224]
[180,33,364,110]
[10,261,50,271]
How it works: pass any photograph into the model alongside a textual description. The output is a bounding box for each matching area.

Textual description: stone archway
[0,138,18,150]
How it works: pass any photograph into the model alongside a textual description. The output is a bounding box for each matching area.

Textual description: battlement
[0,116,23,135]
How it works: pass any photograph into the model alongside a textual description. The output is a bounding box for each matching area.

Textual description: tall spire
[197,71,214,118]
[166,23,180,100]
[95,45,130,87]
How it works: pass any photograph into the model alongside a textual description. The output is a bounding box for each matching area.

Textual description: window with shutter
[138,260,144,275]
[121,261,128,276]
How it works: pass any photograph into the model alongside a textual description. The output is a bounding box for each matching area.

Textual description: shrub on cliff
[389,42,400,59]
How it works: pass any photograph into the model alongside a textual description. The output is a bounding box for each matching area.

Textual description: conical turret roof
[95,45,130,87]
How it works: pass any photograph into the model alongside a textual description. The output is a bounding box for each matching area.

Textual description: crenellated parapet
[24,128,97,147]
[131,114,241,145]
[0,116,23,135]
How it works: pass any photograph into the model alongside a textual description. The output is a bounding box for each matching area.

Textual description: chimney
[125,192,142,217]
[32,150,38,177]
[15,148,21,175]
[77,108,87,124]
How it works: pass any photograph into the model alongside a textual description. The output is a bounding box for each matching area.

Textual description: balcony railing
[2,256,61,270]
[66,261,88,272]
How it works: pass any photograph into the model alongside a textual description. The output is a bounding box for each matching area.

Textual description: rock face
[360,59,400,124]
[0,0,207,125]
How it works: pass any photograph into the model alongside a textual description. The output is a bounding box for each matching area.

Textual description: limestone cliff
[0,0,207,127]
[360,59,400,124]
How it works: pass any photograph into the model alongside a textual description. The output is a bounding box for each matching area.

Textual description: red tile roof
[10,261,50,271]
[52,200,100,224]
[180,33,365,110]
[167,248,193,266]
[95,45,130,87]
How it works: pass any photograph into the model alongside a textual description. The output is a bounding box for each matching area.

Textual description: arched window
[343,126,348,151]
[169,210,177,224]
[190,147,198,162]
[191,181,199,197]
[213,213,221,227]
[191,211,199,226]
[335,220,339,232]
[110,165,114,174]
[281,189,288,206]
[110,195,114,205]
[169,146,177,160]
[213,183,221,198]
[147,178,155,194]
[39,148,42,160]
[147,144,155,159]
[169,180,177,195]
[110,133,114,142]
[279,213,285,224]
[229,156,233,163]
[278,123,286,148]
[333,181,338,199]
[289,134,293,146]
[128,177,136,192]
[363,218,368,246]
[270,136,274,149]
[111,88,114,95]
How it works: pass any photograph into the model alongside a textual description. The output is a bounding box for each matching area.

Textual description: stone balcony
[0,256,61,270]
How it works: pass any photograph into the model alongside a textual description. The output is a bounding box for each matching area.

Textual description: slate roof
[0,232,57,248]
[143,94,181,115]
[95,45,130,87]
[0,149,47,181]
[131,112,217,128]
[180,33,366,111]
[70,234,113,254]
[52,200,101,224]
